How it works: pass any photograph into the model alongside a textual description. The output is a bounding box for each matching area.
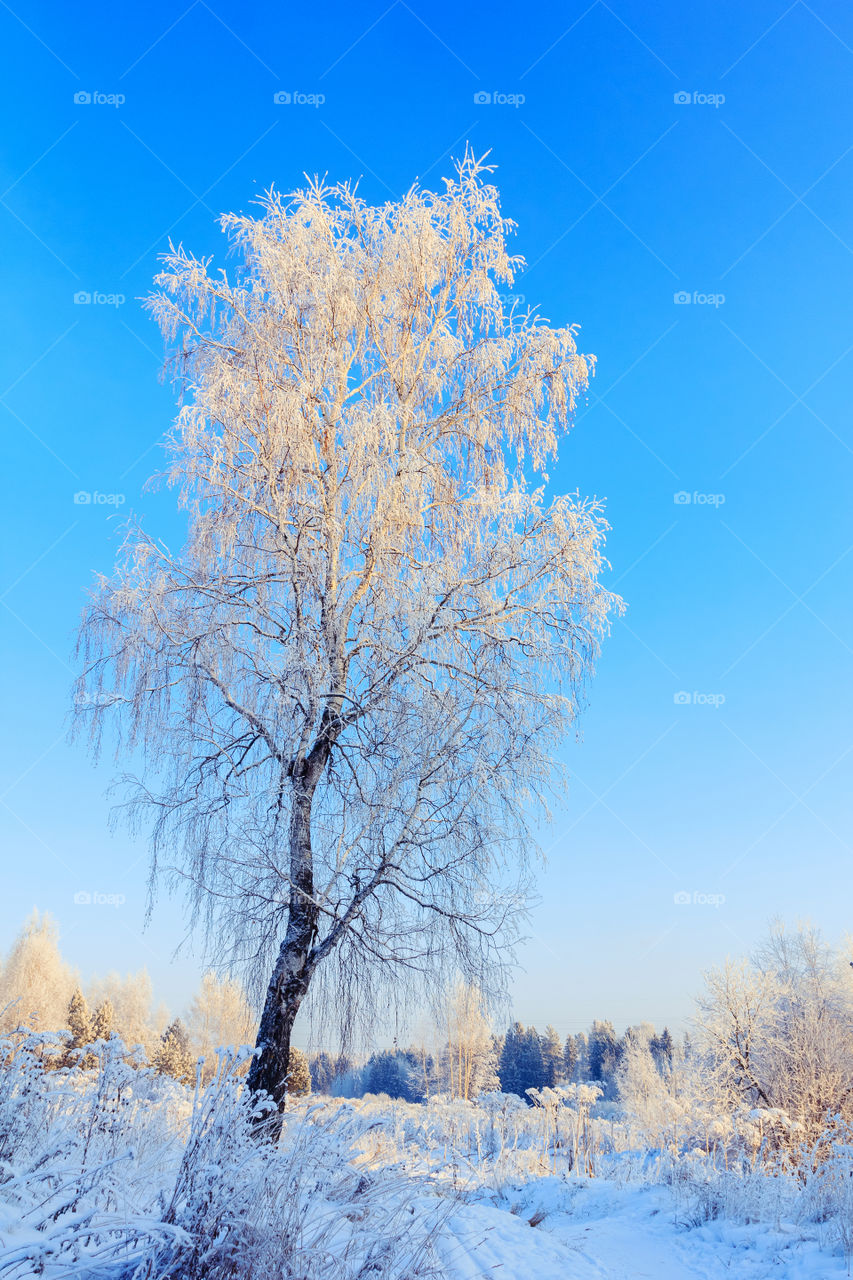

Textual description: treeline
[309,1018,681,1104]
[0,911,271,1085]
[2,912,681,1104]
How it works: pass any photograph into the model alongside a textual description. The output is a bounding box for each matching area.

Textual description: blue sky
[1,0,851,1046]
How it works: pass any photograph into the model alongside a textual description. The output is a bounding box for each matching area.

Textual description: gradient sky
[1,0,851,1049]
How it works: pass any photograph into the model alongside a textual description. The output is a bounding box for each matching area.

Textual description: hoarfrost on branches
[75,150,621,1119]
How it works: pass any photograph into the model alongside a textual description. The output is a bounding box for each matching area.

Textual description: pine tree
[479,1035,502,1094]
[67,987,92,1047]
[64,986,93,1066]
[518,1025,546,1098]
[540,1024,563,1087]
[498,1022,524,1095]
[287,1046,312,1096]
[588,1019,621,1086]
[364,1050,419,1100]
[91,998,114,1042]
[309,1050,335,1094]
[498,1023,548,1099]
[563,1031,579,1081]
[650,1026,674,1073]
[573,1032,588,1080]
[155,1018,195,1084]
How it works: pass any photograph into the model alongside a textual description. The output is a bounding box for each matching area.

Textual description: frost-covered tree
[498,1022,524,1096]
[573,1032,588,1080]
[588,1020,621,1092]
[616,1034,692,1154]
[540,1024,563,1087]
[563,1031,579,1081]
[0,911,76,1033]
[498,1021,546,1099]
[518,1025,546,1098]
[649,1026,674,1073]
[90,998,114,1042]
[286,1046,312,1096]
[309,1050,353,1095]
[696,923,853,1148]
[362,1049,418,1099]
[308,1050,335,1094]
[88,969,161,1061]
[66,986,93,1052]
[187,971,255,1081]
[440,982,498,1099]
[155,1017,195,1083]
[74,152,620,1128]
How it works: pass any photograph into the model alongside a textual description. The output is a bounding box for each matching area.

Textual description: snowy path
[437,1179,847,1279]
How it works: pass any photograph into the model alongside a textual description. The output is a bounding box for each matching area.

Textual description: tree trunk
[247,779,319,1141]
[246,939,310,1139]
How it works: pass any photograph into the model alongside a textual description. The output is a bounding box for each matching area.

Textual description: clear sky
[1,0,851,1047]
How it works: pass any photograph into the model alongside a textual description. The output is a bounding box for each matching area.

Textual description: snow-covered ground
[440,1179,846,1279]
[1,1035,851,1279]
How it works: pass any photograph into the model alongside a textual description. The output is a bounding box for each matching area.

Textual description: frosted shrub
[0,1028,66,1166]
[0,1041,448,1279]
[527,1084,604,1177]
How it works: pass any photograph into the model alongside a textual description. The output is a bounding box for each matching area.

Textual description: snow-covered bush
[0,1034,448,1279]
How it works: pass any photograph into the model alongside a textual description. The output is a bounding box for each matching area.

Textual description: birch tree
[187,971,256,1081]
[0,911,76,1034]
[440,981,497,1099]
[75,152,620,1131]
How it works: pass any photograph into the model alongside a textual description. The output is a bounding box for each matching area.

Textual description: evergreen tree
[498,1022,524,1096]
[334,1053,354,1084]
[364,1050,418,1100]
[308,1049,354,1095]
[479,1036,501,1094]
[287,1046,312,1095]
[573,1032,589,1080]
[540,1024,563,1087]
[309,1050,336,1094]
[650,1026,674,1073]
[67,987,92,1046]
[517,1025,546,1098]
[91,998,114,1042]
[155,1018,195,1084]
[588,1019,621,1088]
[563,1031,579,1081]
